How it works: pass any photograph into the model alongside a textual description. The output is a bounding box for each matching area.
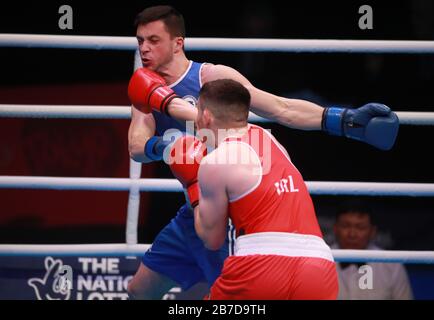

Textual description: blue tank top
[152,61,203,135]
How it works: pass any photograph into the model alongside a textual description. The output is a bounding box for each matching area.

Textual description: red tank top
[226,124,322,238]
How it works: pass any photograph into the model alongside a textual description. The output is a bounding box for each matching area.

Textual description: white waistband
[234,232,334,262]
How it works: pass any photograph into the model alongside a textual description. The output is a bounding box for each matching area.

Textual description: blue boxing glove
[144,136,169,161]
[321,103,399,150]
[144,130,185,161]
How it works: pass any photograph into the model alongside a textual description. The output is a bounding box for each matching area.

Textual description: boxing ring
[1,34,434,299]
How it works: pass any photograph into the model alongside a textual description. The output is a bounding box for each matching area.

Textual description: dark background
[0,0,433,251]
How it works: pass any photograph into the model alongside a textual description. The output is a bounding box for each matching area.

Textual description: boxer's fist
[128,67,178,115]
[322,103,399,150]
[168,136,207,208]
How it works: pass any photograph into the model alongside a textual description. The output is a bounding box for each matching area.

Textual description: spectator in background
[332,200,413,300]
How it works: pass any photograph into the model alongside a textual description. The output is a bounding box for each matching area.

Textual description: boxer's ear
[202,109,213,127]
[173,37,184,54]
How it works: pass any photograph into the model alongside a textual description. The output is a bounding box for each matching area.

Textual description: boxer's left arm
[194,157,229,251]
[202,64,323,130]
[202,64,399,150]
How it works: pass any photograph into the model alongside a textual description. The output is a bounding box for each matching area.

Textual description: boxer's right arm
[128,106,156,163]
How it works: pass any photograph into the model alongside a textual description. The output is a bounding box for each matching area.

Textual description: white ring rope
[0,176,182,192]
[0,105,132,119]
[1,176,434,196]
[331,249,434,264]
[0,244,433,264]
[0,105,433,126]
[1,34,434,53]
[0,244,150,256]
[248,111,434,126]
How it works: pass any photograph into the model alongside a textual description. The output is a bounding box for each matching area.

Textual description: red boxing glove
[168,136,207,208]
[128,67,178,116]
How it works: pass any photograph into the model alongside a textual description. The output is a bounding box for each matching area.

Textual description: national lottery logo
[28,257,72,300]
[28,257,132,300]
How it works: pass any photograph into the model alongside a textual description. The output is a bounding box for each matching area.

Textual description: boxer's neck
[157,54,190,86]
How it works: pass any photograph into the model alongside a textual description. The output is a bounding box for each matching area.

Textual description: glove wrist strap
[144,136,170,161]
[187,181,199,208]
[161,93,179,117]
[323,107,346,136]
[149,86,179,117]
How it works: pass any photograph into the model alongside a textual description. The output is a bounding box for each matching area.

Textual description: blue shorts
[142,204,235,290]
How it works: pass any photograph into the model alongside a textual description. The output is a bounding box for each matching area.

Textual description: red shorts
[209,255,338,300]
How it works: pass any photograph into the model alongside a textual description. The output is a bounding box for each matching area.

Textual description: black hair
[134,5,185,38]
[199,79,251,123]
[335,199,376,225]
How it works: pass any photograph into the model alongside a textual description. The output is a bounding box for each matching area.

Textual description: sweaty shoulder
[201,64,252,86]
[201,141,262,201]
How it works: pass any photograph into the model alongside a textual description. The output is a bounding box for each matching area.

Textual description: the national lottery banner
[0,253,208,300]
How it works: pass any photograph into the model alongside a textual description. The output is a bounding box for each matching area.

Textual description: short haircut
[335,199,375,225]
[199,79,251,123]
[134,5,185,38]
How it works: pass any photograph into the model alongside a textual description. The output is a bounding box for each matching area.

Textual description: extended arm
[202,64,399,150]
[202,64,323,130]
